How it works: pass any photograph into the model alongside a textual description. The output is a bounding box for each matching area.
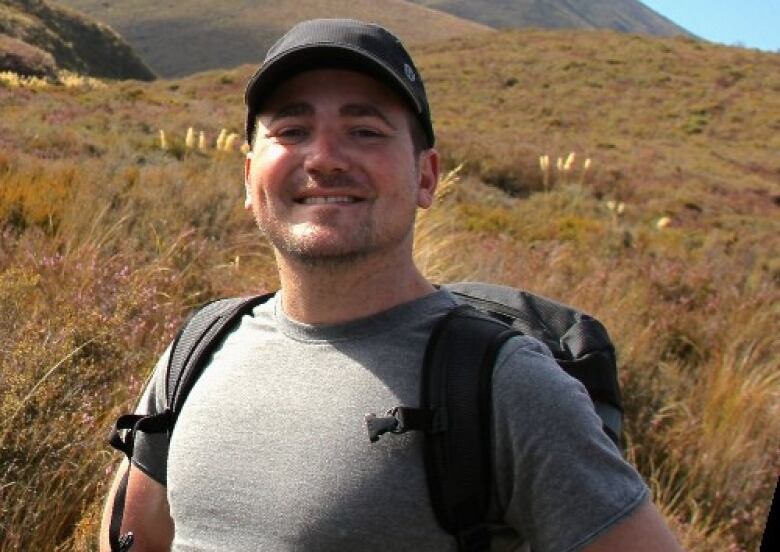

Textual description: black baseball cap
[244,19,435,148]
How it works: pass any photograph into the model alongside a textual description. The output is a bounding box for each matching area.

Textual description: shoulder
[135,344,173,416]
[492,334,592,411]
[495,334,554,365]
[488,333,621,471]
[489,335,651,550]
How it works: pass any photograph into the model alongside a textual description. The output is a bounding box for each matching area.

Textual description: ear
[244,152,253,209]
[416,148,440,209]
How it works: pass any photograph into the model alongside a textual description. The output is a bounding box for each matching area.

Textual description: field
[57,0,491,77]
[0,29,778,550]
[405,0,689,36]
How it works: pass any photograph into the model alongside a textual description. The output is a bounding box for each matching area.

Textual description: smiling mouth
[297,196,361,205]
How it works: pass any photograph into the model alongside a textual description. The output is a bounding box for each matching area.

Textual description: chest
[166,334,455,550]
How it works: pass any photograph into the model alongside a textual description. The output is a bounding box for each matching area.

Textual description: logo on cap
[404,63,416,83]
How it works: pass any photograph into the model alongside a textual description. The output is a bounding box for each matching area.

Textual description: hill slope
[0,0,154,80]
[56,0,492,77]
[407,0,690,36]
[0,29,777,552]
[417,29,778,209]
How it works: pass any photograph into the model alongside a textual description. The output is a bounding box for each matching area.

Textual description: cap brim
[246,45,423,112]
[245,45,425,142]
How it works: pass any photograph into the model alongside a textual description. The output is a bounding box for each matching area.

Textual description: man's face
[244,69,438,266]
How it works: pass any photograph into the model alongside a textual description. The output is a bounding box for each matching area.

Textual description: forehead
[258,69,410,115]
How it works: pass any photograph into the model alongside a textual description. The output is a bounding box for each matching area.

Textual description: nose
[303,129,349,175]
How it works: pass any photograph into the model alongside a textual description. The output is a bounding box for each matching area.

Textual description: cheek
[250,147,296,201]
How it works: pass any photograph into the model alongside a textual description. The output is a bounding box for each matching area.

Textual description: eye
[267,126,309,144]
[351,127,386,139]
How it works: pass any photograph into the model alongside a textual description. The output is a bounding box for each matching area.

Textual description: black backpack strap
[165,293,275,419]
[422,304,519,552]
[107,410,175,552]
[108,467,130,551]
[364,304,517,551]
[106,292,274,551]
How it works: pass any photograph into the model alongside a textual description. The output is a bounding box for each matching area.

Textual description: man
[100,18,683,552]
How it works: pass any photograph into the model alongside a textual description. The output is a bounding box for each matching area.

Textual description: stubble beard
[253,168,420,269]
[258,214,380,268]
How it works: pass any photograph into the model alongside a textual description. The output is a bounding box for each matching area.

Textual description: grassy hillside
[422,30,779,211]
[0,0,154,80]
[0,33,56,77]
[0,29,777,551]
[57,0,492,77]
[408,0,690,35]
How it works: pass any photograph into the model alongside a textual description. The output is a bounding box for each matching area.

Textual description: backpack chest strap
[108,410,173,458]
[365,406,447,442]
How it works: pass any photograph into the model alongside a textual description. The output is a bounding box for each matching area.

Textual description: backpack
[107,282,622,552]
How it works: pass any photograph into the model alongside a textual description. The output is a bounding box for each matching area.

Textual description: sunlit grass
[0,70,107,90]
[1,28,778,551]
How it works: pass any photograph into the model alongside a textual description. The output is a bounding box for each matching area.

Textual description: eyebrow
[268,103,314,123]
[340,103,397,130]
[266,102,396,130]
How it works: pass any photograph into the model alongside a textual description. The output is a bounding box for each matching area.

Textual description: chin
[262,220,412,267]
[287,249,372,268]
[271,229,376,266]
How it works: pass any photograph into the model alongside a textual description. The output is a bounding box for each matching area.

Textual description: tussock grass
[418,29,780,207]
[1,29,778,551]
[0,212,275,550]
[0,70,107,90]
[415,172,778,552]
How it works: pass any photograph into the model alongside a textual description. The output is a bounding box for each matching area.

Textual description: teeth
[300,196,357,205]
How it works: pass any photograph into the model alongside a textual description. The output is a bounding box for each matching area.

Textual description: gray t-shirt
[133,290,648,551]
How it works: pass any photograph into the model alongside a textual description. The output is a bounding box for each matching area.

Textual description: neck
[275,248,435,325]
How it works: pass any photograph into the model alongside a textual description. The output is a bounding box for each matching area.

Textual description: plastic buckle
[118,532,134,552]
[365,408,403,443]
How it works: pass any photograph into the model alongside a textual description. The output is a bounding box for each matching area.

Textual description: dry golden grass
[0,71,50,89]
[1,30,778,551]
[414,172,778,552]
[417,29,780,210]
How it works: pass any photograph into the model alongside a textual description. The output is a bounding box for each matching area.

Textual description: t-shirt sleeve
[490,335,649,552]
[130,344,172,486]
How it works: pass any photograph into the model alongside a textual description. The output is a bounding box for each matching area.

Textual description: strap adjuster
[365,406,447,443]
[365,411,400,443]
